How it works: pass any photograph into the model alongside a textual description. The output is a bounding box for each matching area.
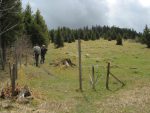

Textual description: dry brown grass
[96,83,150,113]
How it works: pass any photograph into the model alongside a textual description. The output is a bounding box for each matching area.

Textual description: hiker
[33,44,41,66]
[40,45,47,64]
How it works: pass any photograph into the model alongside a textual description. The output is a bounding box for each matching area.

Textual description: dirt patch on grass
[50,58,76,68]
[96,85,150,113]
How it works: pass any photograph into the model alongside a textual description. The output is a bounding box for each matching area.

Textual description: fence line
[106,62,125,90]
[80,65,105,68]
[77,64,137,71]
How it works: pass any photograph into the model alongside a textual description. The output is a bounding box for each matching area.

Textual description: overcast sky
[22,0,150,32]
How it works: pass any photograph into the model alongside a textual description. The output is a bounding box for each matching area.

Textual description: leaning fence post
[106,62,110,90]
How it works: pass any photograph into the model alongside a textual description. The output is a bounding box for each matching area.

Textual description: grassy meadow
[1,39,150,113]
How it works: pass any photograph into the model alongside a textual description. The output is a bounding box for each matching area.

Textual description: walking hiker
[40,45,47,64]
[33,44,41,66]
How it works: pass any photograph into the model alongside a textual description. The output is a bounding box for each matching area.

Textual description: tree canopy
[23,4,50,46]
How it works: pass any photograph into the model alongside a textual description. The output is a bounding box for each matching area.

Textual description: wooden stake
[106,62,110,90]
[78,38,82,91]
[92,65,95,90]
[11,64,16,96]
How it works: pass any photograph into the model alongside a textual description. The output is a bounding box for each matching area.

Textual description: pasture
[1,39,150,113]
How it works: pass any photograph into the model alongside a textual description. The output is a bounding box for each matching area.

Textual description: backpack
[33,46,41,55]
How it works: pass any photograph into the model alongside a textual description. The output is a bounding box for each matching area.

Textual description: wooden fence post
[106,62,110,90]
[78,38,82,91]
[9,62,12,79]
[11,64,16,96]
[92,65,95,90]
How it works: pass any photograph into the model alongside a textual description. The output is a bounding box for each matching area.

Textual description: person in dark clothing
[40,45,47,64]
[33,44,41,66]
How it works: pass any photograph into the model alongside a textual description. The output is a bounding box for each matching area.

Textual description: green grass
[6,39,150,113]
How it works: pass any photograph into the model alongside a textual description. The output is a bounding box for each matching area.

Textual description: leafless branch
[0,24,18,36]
[0,5,16,12]
[0,0,19,12]
[2,23,11,31]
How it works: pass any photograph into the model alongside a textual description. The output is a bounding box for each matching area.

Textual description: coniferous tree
[116,34,123,45]
[33,9,50,46]
[91,31,96,40]
[95,31,100,39]
[23,3,34,41]
[24,5,50,46]
[0,0,23,70]
[49,30,55,43]
[143,25,150,48]
[54,29,64,48]
[110,29,117,40]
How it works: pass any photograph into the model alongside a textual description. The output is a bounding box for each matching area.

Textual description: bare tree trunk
[0,9,3,70]
[25,54,28,66]
[9,62,12,79]
[0,40,5,71]
[15,47,18,79]
[0,48,4,70]
[0,6,5,70]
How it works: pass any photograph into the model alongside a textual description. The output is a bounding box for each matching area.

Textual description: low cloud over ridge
[22,0,150,32]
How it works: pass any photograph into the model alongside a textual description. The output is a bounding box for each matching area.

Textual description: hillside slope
[1,39,150,113]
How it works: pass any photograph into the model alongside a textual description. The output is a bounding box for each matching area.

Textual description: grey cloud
[22,0,108,29]
[22,0,150,32]
[107,0,150,32]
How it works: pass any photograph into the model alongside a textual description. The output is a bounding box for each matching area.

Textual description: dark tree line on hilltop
[49,26,139,48]
[50,25,150,48]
